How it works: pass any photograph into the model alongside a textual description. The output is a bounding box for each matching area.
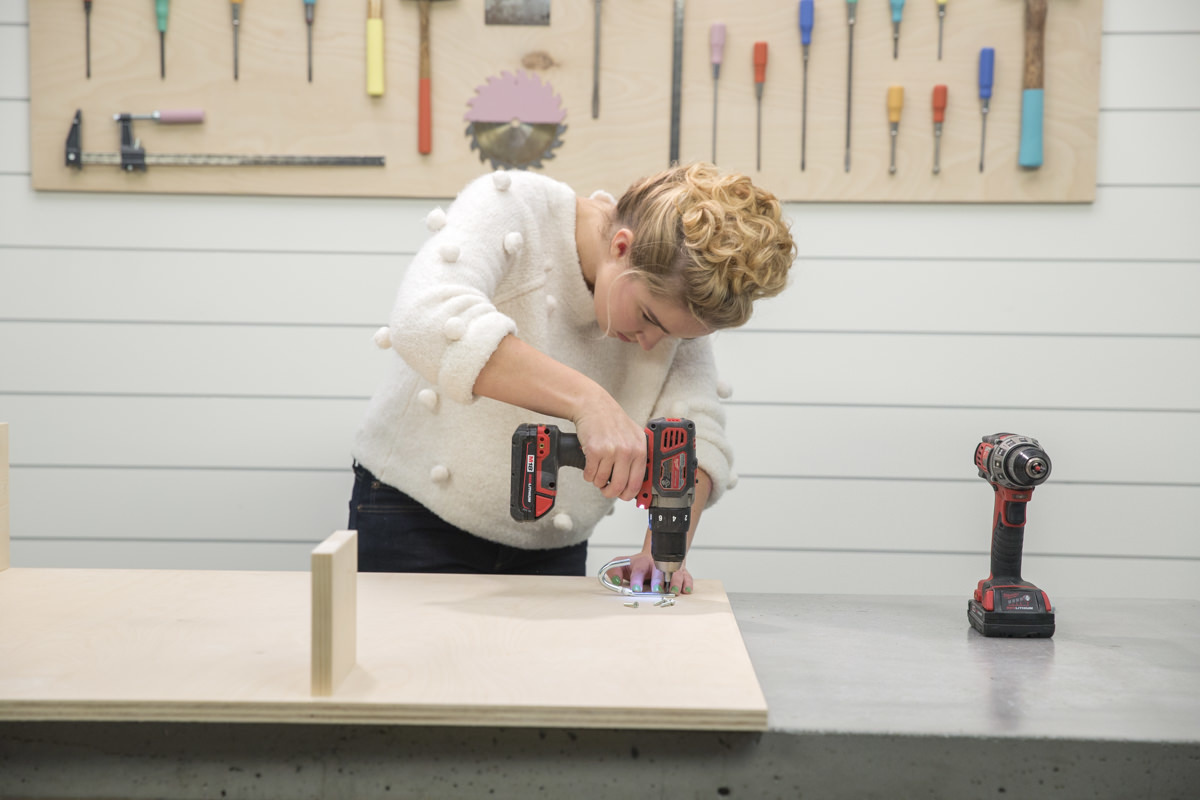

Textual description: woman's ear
[611,227,634,259]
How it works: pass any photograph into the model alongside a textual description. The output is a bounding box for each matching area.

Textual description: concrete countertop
[2,592,1198,799]
[732,593,1200,742]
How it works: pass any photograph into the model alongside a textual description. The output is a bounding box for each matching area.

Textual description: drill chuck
[648,498,690,572]
[975,433,1051,489]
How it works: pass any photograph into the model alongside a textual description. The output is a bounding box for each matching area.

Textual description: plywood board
[0,568,767,730]
[28,0,1101,202]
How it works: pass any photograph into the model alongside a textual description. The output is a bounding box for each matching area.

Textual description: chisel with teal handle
[1019,0,1047,169]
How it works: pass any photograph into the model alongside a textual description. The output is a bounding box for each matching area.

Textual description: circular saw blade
[464,70,566,170]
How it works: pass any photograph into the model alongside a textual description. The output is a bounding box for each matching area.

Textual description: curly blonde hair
[614,162,795,330]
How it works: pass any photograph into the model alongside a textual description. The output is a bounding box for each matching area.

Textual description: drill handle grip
[989,485,1032,582]
[556,432,587,471]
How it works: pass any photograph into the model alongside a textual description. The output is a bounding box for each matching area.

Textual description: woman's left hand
[606,551,694,595]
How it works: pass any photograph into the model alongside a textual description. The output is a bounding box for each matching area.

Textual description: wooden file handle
[1023,0,1047,90]
[418,0,432,154]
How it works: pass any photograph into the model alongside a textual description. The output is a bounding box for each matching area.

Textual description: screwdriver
[709,23,725,164]
[83,0,93,78]
[753,42,768,172]
[231,0,243,80]
[304,0,316,82]
[978,47,995,172]
[844,0,857,172]
[155,0,169,78]
[887,85,903,175]
[937,0,947,60]
[366,0,384,96]
[798,0,813,171]
[932,84,947,174]
[890,0,904,59]
[592,0,602,118]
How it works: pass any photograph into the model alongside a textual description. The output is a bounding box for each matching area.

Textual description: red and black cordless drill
[510,418,696,575]
[968,433,1055,638]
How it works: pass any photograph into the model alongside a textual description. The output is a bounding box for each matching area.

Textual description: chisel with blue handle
[889,0,904,59]
[978,47,994,173]
[799,0,813,170]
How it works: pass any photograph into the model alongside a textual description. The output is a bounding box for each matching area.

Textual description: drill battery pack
[968,582,1055,638]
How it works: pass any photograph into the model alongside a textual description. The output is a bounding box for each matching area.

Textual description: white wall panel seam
[11,536,1198,559]
[8,465,1195,490]
[2,245,1196,263]
[3,392,1195,415]
[5,321,1199,335]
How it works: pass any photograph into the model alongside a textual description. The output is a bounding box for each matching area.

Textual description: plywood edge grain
[0,700,768,731]
[311,530,358,697]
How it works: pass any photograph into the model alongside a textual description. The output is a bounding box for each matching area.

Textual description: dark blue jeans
[348,463,587,576]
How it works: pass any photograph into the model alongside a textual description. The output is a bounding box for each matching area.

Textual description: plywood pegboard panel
[29,0,1101,201]
[0,568,767,729]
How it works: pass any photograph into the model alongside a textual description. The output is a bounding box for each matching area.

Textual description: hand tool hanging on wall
[367,0,385,96]
[886,85,903,175]
[1019,0,1047,168]
[889,0,905,59]
[231,0,243,80]
[63,110,385,171]
[798,0,813,171]
[668,0,685,165]
[967,433,1055,638]
[977,47,994,172]
[843,0,857,172]
[120,108,206,124]
[304,0,316,82]
[155,0,169,78]
[83,0,93,78]
[483,0,548,25]
[753,42,768,172]
[931,84,947,174]
[407,0,455,155]
[464,70,566,170]
[592,0,602,118]
[709,23,725,164]
[936,0,947,60]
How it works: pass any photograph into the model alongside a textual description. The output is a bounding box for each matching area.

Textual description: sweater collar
[554,188,604,331]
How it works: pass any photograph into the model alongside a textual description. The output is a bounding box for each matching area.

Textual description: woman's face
[592,241,711,351]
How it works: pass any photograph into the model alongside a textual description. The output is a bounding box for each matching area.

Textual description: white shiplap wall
[1,0,1197,599]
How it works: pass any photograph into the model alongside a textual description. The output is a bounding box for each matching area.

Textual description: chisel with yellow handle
[366,0,384,96]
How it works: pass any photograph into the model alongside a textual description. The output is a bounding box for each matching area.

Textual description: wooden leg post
[311,529,357,696]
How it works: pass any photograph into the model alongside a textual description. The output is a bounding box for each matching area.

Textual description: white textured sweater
[353,170,734,550]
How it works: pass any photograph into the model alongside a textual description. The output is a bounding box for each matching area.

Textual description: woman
[350,163,795,595]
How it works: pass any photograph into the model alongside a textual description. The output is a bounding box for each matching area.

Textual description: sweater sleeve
[387,174,528,405]
[651,338,734,508]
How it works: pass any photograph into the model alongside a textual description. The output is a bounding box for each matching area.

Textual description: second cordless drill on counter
[968,432,1055,638]
[510,418,696,576]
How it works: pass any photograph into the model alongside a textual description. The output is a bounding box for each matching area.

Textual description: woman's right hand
[472,336,646,500]
[573,395,648,502]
